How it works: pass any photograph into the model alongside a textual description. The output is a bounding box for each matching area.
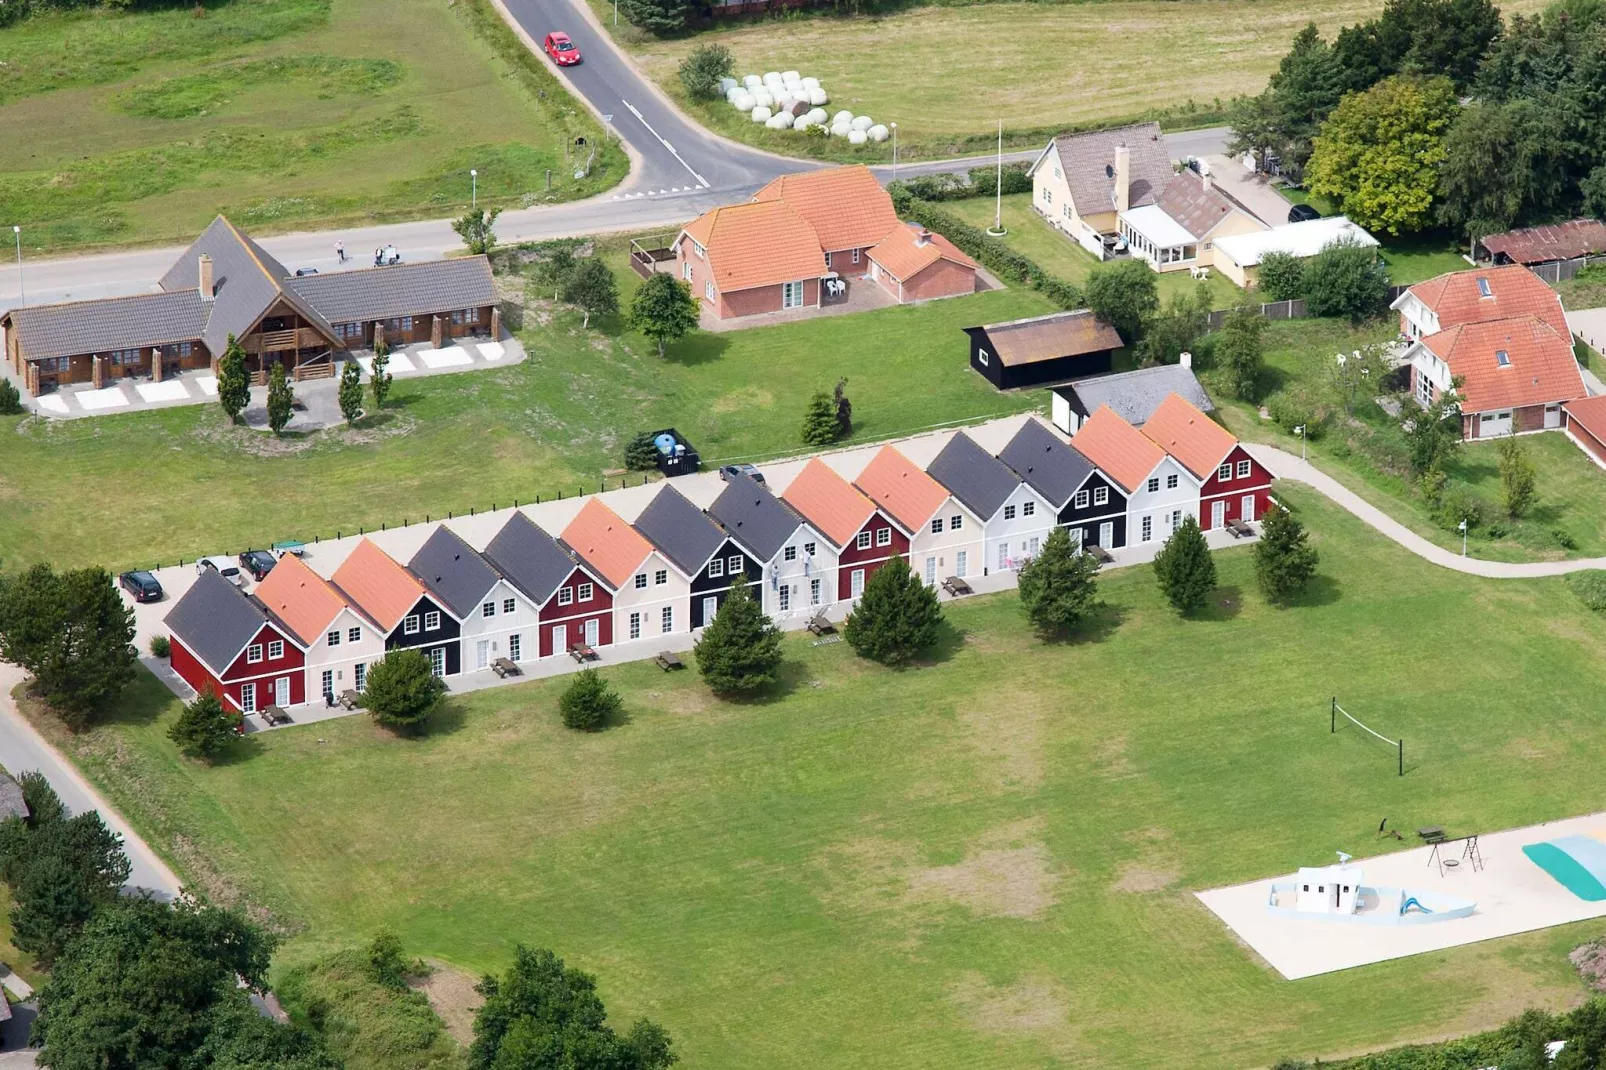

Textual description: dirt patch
[1093,733,1136,780]
[948,970,1081,1057]
[1572,939,1606,992]
[957,691,1046,791]
[413,959,484,1045]
[812,835,923,917]
[907,819,1060,920]
[1111,862,1179,893]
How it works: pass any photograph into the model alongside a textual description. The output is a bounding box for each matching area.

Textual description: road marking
[621,99,710,188]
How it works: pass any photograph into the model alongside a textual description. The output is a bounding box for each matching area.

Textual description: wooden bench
[806,613,834,635]
[1085,544,1114,563]
[655,650,684,671]
[260,706,293,727]
[1227,519,1255,538]
[492,657,520,678]
[569,642,597,663]
[337,690,361,711]
[941,576,973,597]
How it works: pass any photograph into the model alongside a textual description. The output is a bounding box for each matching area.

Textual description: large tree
[337,359,364,425]
[1332,0,1503,93]
[1152,516,1217,615]
[1228,22,1348,177]
[1437,100,1570,237]
[563,257,620,329]
[1307,74,1458,236]
[843,557,943,666]
[1497,431,1538,518]
[693,582,783,695]
[1135,282,1210,367]
[216,334,250,424]
[1253,505,1320,604]
[470,946,677,1070]
[628,272,700,359]
[1084,259,1158,345]
[0,563,137,726]
[362,649,446,733]
[1016,526,1101,636]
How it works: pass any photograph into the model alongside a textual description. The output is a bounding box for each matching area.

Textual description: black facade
[384,593,462,676]
[688,538,761,628]
[965,327,1115,391]
[1058,472,1128,550]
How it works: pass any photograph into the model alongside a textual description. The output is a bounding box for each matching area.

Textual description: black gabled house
[331,538,462,677]
[633,485,760,628]
[964,309,1123,391]
[997,418,1129,550]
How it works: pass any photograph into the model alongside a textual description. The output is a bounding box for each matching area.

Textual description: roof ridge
[8,288,198,315]
[220,215,288,289]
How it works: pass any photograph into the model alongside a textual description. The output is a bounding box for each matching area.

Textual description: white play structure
[720,71,888,142]
[1266,852,1476,927]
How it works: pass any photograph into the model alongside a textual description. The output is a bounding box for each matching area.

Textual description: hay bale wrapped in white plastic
[851,115,873,131]
[718,76,738,93]
[868,124,889,142]
[808,87,828,106]
[764,113,784,129]
[776,93,796,112]
[751,106,772,123]
[793,120,813,134]
[805,107,827,125]
[752,88,773,107]
[743,74,762,89]
[763,71,782,86]
[831,121,852,138]
[801,76,820,90]
[732,91,755,111]
[848,129,868,145]
[774,112,796,129]
[833,110,853,125]
[782,69,800,82]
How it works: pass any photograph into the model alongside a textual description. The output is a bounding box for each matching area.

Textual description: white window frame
[708,558,725,579]
[930,518,944,534]
[856,531,873,550]
[875,527,892,548]
[1023,501,1035,517]
[558,586,574,606]
[1217,463,1231,481]
[705,279,715,302]
[348,626,361,643]
[577,583,593,602]
[403,615,420,635]
[950,515,962,531]
[240,682,257,713]
[654,569,667,586]
[1094,486,1109,506]
[267,640,284,660]
[634,573,648,590]
[629,612,642,640]
[509,634,522,661]
[1004,505,1017,520]
[503,598,516,615]
[1166,474,1179,490]
[246,644,263,664]
[781,281,804,309]
[355,663,367,691]
[661,606,673,633]
[783,545,797,562]
[728,555,743,575]
[482,601,496,619]
[1141,516,1153,542]
[1073,490,1089,509]
[851,248,861,265]
[424,611,441,631]
[779,584,791,612]
[1147,477,1159,493]
[1237,460,1252,479]
[810,578,821,605]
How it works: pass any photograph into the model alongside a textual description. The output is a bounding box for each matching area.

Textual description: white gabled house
[853,445,985,586]
[1069,405,1201,547]
[925,430,1055,575]
[408,525,540,674]
[254,552,387,705]
[706,472,839,620]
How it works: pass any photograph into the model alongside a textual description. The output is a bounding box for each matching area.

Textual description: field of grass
[0,250,1054,572]
[23,490,1606,1069]
[0,0,623,252]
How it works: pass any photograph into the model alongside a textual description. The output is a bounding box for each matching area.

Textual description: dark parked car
[238,549,278,581]
[719,463,765,484]
[294,267,319,277]
[119,570,164,603]
[1288,203,1322,224]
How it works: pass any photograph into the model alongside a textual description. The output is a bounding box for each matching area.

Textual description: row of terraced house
[160,382,1270,715]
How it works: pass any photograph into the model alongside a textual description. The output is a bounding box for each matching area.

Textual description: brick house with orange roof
[1070,405,1200,548]
[781,457,909,601]
[254,551,386,705]
[1391,266,1584,439]
[1140,393,1270,530]
[854,445,984,585]
[332,538,461,677]
[561,497,691,646]
[671,165,977,322]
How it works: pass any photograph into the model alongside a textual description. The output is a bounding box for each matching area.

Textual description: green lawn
[1275,190,1467,285]
[0,0,622,252]
[1207,318,1606,562]
[25,490,1606,1069]
[0,251,1053,572]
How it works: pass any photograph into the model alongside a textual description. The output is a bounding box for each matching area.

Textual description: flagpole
[986,120,1007,237]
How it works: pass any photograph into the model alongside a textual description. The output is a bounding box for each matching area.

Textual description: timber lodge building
[2,216,498,395]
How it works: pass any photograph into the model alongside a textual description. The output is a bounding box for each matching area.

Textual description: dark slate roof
[706,474,806,562]
[1044,122,1173,213]
[483,512,583,604]
[157,216,337,356]
[1056,364,1213,425]
[997,420,1096,508]
[408,526,502,620]
[289,257,496,324]
[3,289,208,362]
[633,485,727,577]
[0,773,28,822]
[163,568,270,675]
[927,431,1021,521]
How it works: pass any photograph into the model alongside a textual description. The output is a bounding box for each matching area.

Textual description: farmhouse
[483,512,614,659]
[1393,266,1583,439]
[1050,360,1212,435]
[165,567,306,714]
[854,445,984,584]
[1116,169,1267,275]
[252,552,384,705]
[997,417,1127,551]
[1070,405,1200,547]
[332,539,461,678]
[927,431,1055,574]
[964,309,1122,390]
[562,498,689,645]
[1139,394,1270,530]
[781,458,909,601]
[1028,123,1175,258]
[409,526,539,675]
[706,473,836,619]
[2,216,496,395]
[633,484,760,629]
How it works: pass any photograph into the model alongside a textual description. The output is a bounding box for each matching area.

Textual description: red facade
[169,622,305,712]
[835,513,910,600]
[538,566,614,657]
[1199,445,1273,529]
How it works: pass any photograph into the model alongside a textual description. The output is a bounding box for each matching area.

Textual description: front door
[924,556,936,585]
[584,618,599,647]
[428,647,445,677]
[552,624,567,657]
[1546,404,1561,429]
[1099,521,1114,549]
[702,595,718,624]
[850,569,865,598]
[475,639,490,670]
[274,677,290,708]
[1241,494,1256,522]
[240,682,257,714]
[1211,499,1226,529]
[955,550,967,578]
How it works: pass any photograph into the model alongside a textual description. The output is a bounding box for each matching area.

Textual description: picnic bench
[337,689,361,711]
[569,642,597,663]
[1227,519,1255,538]
[655,650,685,672]
[260,706,293,727]
[806,612,834,636]
[941,576,973,598]
[1417,826,1446,844]
[492,657,520,678]
[272,539,307,558]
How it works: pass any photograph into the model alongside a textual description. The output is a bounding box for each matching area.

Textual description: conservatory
[1117,205,1199,270]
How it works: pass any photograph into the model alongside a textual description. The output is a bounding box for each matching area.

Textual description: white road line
[621,99,710,188]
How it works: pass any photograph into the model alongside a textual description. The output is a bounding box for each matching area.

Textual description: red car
[544,32,581,66]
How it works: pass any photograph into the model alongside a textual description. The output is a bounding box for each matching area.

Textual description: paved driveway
[1200,154,1296,228]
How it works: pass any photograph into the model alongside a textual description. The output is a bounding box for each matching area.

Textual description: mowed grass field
[613,0,1549,162]
[24,491,1606,1069]
[0,0,622,251]
[0,252,1054,572]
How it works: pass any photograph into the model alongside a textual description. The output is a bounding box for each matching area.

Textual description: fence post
[1398,739,1404,777]
[1331,696,1336,734]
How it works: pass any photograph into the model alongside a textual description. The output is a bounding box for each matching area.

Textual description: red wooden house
[781,458,910,600]
[483,511,614,658]
[1141,393,1272,529]
[164,568,306,713]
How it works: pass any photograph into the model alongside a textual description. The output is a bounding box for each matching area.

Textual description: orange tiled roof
[680,200,827,294]
[560,498,655,590]
[853,445,951,531]
[1409,265,1568,335]
[781,458,878,548]
[753,165,901,253]
[331,539,424,633]
[1421,315,1584,414]
[1563,394,1606,442]
[1070,406,1166,492]
[1139,393,1238,479]
[253,553,354,646]
[867,222,978,282]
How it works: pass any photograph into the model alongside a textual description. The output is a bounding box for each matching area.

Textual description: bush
[1266,387,1329,438]
[693,583,782,695]
[362,649,447,733]
[1566,570,1606,612]
[843,557,943,665]
[1431,484,1486,531]
[1253,505,1319,604]
[624,431,660,472]
[1016,526,1100,635]
[0,377,22,415]
[559,668,620,731]
[149,634,170,658]
[678,43,734,100]
[968,162,1033,195]
[1303,236,1391,322]
[1256,250,1306,301]
[1085,259,1159,343]
[275,946,456,1068]
[167,690,242,761]
[366,930,421,990]
[801,390,839,447]
[1152,515,1216,614]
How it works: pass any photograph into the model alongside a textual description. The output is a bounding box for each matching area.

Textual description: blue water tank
[653,433,676,455]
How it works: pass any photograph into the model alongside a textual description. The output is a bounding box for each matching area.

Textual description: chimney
[198,255,214,301]
[1200,161,1213,192]
[1180,351,1193,369]
[915,228,932,247]
[1114,144,1131,212]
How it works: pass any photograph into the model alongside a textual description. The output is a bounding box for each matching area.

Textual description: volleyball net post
[1331,697,1404,777]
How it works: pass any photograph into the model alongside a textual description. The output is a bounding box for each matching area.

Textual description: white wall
[610,550,692,643]
[299,605,386,705]
[908,497,984,587]
[982,483,1058,575]
[757,523,840,622]
[456,577,541,671]
[1125,456,1202,548]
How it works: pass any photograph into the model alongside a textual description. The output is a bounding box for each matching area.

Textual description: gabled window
[930,517,944,534]
[634,573,648,589]
[804,541,816,556]
[267,640,284,660]
[348,627,361,643]
[424,611,441,631]
[1147,477,1160,493]
[1003,505,1017,521]
[949,515,962,531]
[1094,487,1109,506]
[577,583,593,602]
[856,531,872,550]
[728,555,743,575]
[327,630,341,647]
[783,545,797,562]
[503,598,516,614]
[482,601,497,618]
[1023,501,1035,517]
[558,586,574,606]
[654,569,667,586]
[246,644,264,664]
[1217,463,1232,481]
[709,558,725,579]
[1073,490,1089,509]
[1237,460,1252,479]
[403,615,420,635]
[1166,474,1179,490]
[875,527,892,547]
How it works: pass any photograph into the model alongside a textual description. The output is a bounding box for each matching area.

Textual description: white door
[240,682,256,714]
[584,618,599,647]
[1479,410,1511,437]
[850,569,865,598]
[1211,499,1226,529]
[955,550,967,578]
[703,595,718,624]
[1546,404,1561,428]
[274,677,289,708]
[1098,521,1114,549]
[475,639,490,670]
[429,647,445,677]
[924,556,936,585]
[552,624,567,656]
[1241,494,1256,522]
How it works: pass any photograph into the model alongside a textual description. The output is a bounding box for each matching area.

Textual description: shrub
[624,431,660,471]
[1085,259,1159,343]
[801,390,839,447]
[559,668,620,731]
[366,930,420,990]
[1256,251,1306,301]
[1496,432,1537,518]
[167,691,241,760]
[843,557,943,665]
[678,43,734,100]
[1431,484,1486,531]
[149,634,170,658]
[1016,527,1100,636]
[968,162,1033,195]
[0,377,22,415]
[1152,516,1216,614]
[1303,235,1391,322]
[1566,570,1606,612]
[693,583,782,695]
[1266,387,1329,438]
[362,649,447,733]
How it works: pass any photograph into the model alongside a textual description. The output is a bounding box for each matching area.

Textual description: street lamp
[1458,518,1468,556]
[1294,424,1306,462]
[12,225,21,307]
[890,122,898,182]
[471,169,478,210]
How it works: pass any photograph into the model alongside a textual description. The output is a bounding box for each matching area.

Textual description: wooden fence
[1523,254,1606,285]
[1205,286,1410,330]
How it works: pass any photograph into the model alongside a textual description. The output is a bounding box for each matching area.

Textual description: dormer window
[1477,277,1492,298]
[1496,349,1510,367]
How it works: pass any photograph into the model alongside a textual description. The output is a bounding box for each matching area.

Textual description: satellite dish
[1104,163,1114,178]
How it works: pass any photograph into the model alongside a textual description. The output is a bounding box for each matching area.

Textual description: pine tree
[337,359,364,425]
[801,390,839,446]
[833,377,853,437]
[1252,505,1319,604]
[0,564,137,727]
[844,556,943,665]
[693,582,782,695]
[216,334,250,424]
[1152,515,1217,614]
[167,690,243,761]
[266,363,294,435]
[370,339,393,410]
[0,376,22,415]
[559,668,621,731]
[1016,526,1101,635]
[363,649,446,733]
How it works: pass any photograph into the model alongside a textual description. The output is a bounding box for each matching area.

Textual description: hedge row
[891,164,1033,202]
[889,186,1084,309]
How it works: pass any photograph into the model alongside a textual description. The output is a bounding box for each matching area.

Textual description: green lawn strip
[0,256,1050,571]
[27,489,1606,1069]
[115,55,403,120]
